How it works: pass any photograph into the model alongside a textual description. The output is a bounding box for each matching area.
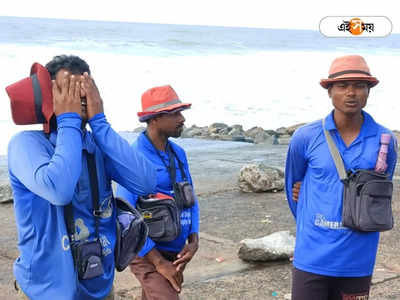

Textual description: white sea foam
[1,43,399,155]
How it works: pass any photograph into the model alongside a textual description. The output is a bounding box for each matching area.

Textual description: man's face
[55,68,88,121]
[328,80,369,116]
[154,110,186,138]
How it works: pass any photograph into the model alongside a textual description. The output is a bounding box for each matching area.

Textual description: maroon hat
[5,63,54,132]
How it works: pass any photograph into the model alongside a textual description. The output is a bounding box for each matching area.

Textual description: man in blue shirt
[7,55,156,299]
[285,55,397,300]
[116,85,200,300]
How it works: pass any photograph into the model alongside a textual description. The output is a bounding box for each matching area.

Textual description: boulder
[276,127,288,135]
[219,127,232,135]
[286,123,306,136]
[228,127,245,137]
[238,163,284,192]
[0,183,13,203]
[244,127,271,144]
[231,124,244,131]
[182,125,208,138]
[208,123,228,134]
[238,231,295,262]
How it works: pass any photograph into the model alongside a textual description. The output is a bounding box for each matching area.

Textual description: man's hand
[81,72,104,120]
[173,233,199,272]
[52,72,82,116]
[146,249,183,293]
[155,259,183,292]
[292,181,302,202]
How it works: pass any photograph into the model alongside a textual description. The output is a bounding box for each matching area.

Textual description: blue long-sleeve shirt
[116,131,200,256]
[8,113,156,300]
[285,110,397,277]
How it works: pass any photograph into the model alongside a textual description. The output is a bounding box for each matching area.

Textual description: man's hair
[45,55,91,79]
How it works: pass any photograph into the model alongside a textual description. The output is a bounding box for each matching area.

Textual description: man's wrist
[188,233,199,245]
[146,248,166,268]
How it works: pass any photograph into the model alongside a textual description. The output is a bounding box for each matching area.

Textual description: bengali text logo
[320,16,392,37]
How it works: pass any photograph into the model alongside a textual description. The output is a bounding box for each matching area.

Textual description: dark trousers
[130,251,180,300]
[292,267,371,300]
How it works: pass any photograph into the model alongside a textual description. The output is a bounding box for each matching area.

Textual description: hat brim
[137,102,191,117]
[320,76,379,89]
[5,63,53,129]
[138,103,191,122]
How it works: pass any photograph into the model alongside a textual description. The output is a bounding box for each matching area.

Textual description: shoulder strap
[322,119,348,181]
[64,204,75,242]
[167,144,187,183]
[86,151,101,239]
[64,151,101,242]
[144,131,187,183]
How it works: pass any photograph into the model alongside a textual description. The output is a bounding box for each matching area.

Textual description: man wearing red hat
[116,85,199,300]
[285,55,397,299]
[6,55,156,300]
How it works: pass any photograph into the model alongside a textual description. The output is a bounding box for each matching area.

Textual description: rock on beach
[238,163,284,193]
[238,231,295,262]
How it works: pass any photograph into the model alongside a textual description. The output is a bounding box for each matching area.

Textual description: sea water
[1,16,399,155]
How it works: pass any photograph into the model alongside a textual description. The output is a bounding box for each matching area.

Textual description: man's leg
[130,256,179,300]
[291,267,330,300]
[329,275,372,300]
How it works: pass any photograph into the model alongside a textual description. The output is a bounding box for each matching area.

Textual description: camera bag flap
[137,193,181,242]
[115,197,148,272]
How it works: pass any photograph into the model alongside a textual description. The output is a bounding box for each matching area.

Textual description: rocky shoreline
[128,122,306,145]
[129,122,400,146]
[1,121,400,204]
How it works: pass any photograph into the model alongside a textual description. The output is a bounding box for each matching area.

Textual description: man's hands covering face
[80,72,104,120]
[52,71,104,120]
[52,72,82,116]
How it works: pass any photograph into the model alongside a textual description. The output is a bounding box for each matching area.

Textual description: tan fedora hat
[320,55,379,89]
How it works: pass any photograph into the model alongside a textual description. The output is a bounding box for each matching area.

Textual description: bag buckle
[93,210,102,217]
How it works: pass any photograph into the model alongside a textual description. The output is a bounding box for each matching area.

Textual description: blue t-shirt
[285,111,397,277]
[116,131,200,256]
[8,113,156,300]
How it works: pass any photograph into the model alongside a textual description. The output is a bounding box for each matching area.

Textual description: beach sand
[1,141,400,299]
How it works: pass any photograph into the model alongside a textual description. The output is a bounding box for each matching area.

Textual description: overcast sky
[2,0,399,32]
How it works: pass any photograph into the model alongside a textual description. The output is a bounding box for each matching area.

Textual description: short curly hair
[45,55,91,79]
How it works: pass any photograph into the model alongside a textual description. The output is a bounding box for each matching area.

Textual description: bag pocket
[358,180,393,231]
[174,182,195,209]
[137,198,181,242]
[73,240,104,280]
[145,215,166,238]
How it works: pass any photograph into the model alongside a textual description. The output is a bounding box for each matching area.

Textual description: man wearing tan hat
[285,55,397,299]
[116,85,199,300]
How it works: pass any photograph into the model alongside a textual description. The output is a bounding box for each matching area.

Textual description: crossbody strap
[144,131,187,183]
[167,143,187,184]
[86,151,101,240]
[64,151,101,242]
[322,119,348,182]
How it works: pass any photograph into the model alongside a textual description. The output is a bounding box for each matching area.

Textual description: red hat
[5,63,54,132]
[137,85,191,122]
[320,55,379,89]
